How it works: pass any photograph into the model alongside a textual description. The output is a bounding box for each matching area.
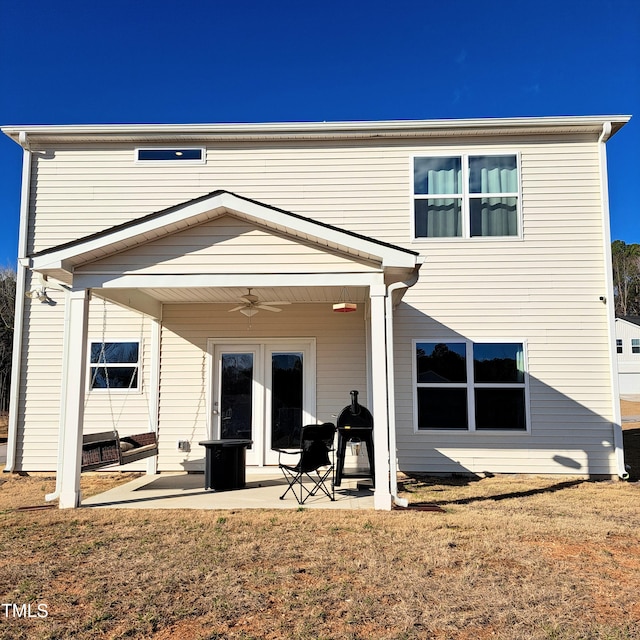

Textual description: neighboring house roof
[616,317,640,328]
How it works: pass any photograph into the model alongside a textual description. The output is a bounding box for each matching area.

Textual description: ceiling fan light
[240,308,259,317]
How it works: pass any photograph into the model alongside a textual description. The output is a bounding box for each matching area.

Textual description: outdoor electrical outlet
[177,440,190,452]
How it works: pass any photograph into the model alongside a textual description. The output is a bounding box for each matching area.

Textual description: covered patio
[24,191,422,510]
[82,471,375,510]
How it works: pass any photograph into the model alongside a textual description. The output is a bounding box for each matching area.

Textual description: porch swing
[81,302,158,472]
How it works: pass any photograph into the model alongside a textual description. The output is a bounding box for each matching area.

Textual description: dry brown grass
[0,411,8,441]
[0,400,637,638]
[1,471,639,640]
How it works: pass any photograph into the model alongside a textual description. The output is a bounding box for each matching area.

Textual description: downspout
[4,132,32,473]
[385,263,423,506]
[598,121,628,479]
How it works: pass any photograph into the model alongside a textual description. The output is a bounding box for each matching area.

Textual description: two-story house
[1,116,630,509]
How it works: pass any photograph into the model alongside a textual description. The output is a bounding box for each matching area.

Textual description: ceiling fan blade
[228,305,246,313]
[259,301,291,306]
[256,304,282,312]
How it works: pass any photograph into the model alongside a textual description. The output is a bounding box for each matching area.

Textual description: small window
[136,148,204,163]
[414,153,519,239]
[617,339,623,354]
[633,339,640,354]
[89,341,140,391]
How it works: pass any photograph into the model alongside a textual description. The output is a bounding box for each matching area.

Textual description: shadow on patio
[81,471,375,510]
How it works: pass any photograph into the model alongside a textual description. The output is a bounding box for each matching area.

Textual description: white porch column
[58,289,90,509]
[369,284,392,510]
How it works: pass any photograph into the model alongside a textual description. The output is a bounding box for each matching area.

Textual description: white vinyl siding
[16,132,618,476]
[74,215,380,275]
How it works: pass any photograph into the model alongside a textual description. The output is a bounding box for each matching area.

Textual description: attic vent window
[136,148,204,163]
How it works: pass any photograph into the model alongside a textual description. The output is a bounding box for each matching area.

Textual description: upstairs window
[633,339,640,354]
[617,339,623,354]
[413,154,519,239]
[136,148,204,163]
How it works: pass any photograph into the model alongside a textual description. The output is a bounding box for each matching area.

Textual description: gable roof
[29,190,420,275]
[617,316,640,328]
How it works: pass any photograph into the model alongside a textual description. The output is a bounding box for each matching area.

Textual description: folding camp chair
[275,423,336,504]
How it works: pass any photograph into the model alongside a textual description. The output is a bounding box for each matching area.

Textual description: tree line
[612,240,640,317]
[0,268,15,414]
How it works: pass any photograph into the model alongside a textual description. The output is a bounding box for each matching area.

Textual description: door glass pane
[220,353,253,440]
[271,352,303,449]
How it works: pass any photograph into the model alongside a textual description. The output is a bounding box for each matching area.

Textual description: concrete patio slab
[82,470,375,510]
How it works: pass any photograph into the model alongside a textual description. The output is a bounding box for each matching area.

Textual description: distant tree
[612,240,640,316]
[0,268,16,413]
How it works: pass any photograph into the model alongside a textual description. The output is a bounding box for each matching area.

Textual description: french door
[210,340,315,466]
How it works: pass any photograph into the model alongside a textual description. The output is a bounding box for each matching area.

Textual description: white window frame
[410,151,522,241]
[633,339,640,355]
[412,338,530,433]
[87,339,142,394]
[134,147,205,165]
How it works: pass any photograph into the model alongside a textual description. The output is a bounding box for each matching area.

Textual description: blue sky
[0,0,638,266]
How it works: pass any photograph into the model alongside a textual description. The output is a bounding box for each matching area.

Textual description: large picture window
[414,154,519,239]
[89,341,141,391]
[415,340,528,431]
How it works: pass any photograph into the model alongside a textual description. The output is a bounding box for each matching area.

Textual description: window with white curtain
[413,154,519,239]
[414,340,528,431]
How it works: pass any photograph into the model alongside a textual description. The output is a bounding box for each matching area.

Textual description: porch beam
[73,272,384,291]
[93,289,162,320]
[58,289,90,509]
[369,284,392,510]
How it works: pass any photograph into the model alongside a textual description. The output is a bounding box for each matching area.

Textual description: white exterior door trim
[207,337,316,466]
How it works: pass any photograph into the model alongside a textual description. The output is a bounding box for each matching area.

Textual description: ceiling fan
[228,288,291,317]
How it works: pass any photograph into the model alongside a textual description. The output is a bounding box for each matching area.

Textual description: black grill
[335,390,374,486]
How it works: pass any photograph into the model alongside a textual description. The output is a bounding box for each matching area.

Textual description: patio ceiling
[134,285,370,305]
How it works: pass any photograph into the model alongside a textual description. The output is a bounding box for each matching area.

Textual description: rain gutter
[385,262,423,506]
[4,132,31,472]
[598,121,629,479]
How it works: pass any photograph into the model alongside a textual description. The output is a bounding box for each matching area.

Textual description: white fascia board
[31,191,418,273]
[1,115,632,143]
[73,272,384,291]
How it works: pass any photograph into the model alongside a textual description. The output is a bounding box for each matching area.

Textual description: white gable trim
[30,191,420,275]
